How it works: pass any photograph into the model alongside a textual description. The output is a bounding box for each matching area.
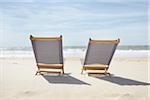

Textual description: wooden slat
[30,37,62,40]
[83,64,108,70]
[30,35,62,40]
[83,67,106,70]
[90,39,120,44]
[39,71,61,74]
[37,63,63,69]
[88,72,107,74]
[84,64,108,68]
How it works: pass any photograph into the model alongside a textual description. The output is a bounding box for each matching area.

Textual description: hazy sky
[0,0,149,47]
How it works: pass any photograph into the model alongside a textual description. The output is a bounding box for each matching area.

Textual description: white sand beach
[0,56,150,100]
[0,0,149,99]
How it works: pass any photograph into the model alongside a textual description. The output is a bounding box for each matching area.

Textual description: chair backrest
[30,35,63,64]
[84,38,120,65]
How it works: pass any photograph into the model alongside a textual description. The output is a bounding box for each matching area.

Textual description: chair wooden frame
[81,38,120,75]
[30,35,64,75]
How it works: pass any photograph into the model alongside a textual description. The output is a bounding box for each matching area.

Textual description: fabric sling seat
[81,38,120,75]
[30,35,64,75]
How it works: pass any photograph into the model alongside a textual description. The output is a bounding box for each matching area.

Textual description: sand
[0,57,150,100]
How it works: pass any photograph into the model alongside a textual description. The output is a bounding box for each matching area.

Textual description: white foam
[0,50,34,58]
[0,49,149,58]
[115,50,149,57]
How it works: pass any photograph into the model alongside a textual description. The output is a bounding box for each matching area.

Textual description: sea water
[0,46,149,58]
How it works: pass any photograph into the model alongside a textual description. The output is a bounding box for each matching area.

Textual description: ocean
[0,46,149,58]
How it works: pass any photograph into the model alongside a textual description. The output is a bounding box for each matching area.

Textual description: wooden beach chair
[30,35,64,75]
[81,38,120,75]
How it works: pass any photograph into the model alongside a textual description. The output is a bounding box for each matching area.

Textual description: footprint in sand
[118,93,137,100]
[19,90,37,96]
[12,62,18,64]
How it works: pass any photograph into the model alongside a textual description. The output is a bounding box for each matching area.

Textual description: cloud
[0,0,147,4]
[0,0,148,47]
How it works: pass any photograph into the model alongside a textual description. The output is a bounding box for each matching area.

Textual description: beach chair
[81,38,120,75]
[30,35,64,75]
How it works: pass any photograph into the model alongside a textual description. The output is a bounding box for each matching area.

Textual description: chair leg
[35,68,40,75]
[81,68,84,74]
[62,69,64,74]
[35,71,39,75]
[35,70,44,76]
[61,65,64,75]
[107,72,111,76]
[104,68,110,76]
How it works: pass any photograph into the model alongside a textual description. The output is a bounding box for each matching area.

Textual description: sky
[0,0,149,47]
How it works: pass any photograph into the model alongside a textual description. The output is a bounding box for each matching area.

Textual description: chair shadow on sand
[89,74,150,86]
[42,74,90,85]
